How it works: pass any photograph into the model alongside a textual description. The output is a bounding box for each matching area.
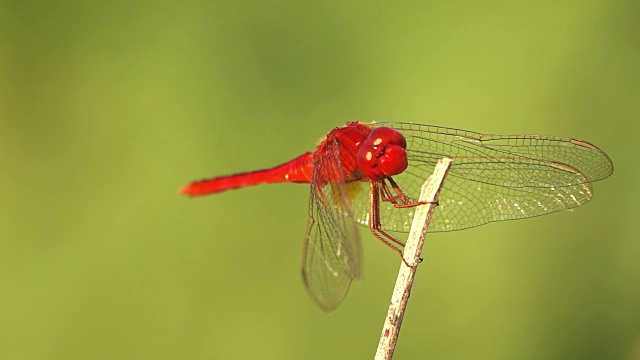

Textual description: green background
[1,1,638,359]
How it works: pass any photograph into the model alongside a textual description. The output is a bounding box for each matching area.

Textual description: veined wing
[350,122,614,233]
[301,133,363,312]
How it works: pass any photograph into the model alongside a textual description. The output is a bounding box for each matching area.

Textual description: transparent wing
[301,136,363,312]
[351,122,614,233]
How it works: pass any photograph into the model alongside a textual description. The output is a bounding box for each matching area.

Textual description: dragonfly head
[356,127,408,181]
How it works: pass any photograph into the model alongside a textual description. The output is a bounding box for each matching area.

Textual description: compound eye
[356,127,408,180]
[367,127,407,149]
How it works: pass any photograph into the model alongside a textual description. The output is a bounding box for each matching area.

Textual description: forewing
[301,137,363,311]
[351,122,614,233]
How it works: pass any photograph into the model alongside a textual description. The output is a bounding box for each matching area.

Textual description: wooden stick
[374,158,453,360]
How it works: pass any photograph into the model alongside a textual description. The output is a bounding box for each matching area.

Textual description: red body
[181,122,376,196]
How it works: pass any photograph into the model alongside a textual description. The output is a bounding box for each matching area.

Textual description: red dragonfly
[181,121,613,311]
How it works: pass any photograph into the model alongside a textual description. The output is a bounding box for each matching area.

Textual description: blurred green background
[1,0,638,359]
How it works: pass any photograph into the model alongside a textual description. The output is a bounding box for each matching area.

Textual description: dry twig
[374,158,453,360]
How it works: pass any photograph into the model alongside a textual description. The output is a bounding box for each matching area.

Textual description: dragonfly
[181,121,613,311]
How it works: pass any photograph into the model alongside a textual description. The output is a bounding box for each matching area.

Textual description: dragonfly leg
[382,177,439,208]
[369,181,414,267]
